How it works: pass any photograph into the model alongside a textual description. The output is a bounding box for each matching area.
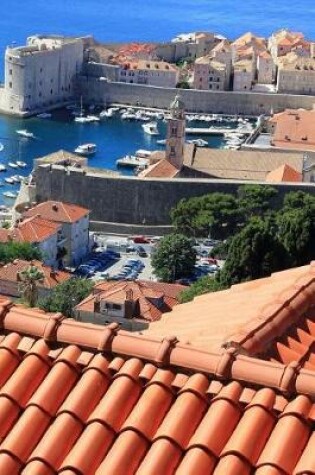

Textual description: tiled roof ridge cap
[223,263,315,355]
[2,304,315,398]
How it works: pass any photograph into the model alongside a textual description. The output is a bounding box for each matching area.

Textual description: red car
[132,235,150,244]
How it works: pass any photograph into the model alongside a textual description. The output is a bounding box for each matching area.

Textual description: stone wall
[35,164,315,230]
[78,79,315,115]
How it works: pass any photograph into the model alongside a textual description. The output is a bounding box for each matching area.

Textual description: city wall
[79,79,315,115]
[35,164,315,232]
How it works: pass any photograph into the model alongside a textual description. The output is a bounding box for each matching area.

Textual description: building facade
[165,95,186,169]
[119,60,179,88]
[194,57,230,90]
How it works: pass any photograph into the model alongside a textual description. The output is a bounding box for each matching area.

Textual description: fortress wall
[35,164,315,229]
[79,79,315,115]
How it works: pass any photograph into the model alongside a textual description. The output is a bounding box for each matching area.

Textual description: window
[9,69,12,75]
[171,126,177,136]
[209,84,212,89]
[113,304,121,310]
[40,67,43,73]
[9,82,12,88]
[170,146,176,156]
[39,92,42,97]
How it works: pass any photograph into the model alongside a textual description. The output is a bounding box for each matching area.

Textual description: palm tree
[18,265,44,307]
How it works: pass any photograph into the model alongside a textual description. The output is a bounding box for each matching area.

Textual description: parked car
[133,235,150,244]
[136,246,147,257]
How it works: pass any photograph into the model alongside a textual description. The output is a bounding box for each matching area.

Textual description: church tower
[165,94,186,169]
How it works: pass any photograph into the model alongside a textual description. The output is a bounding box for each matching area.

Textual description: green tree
[151,234,196,282]
[176,81,190,89]
[18,265,44,307]
[220,217,286,287]
[237,185,278,218]
[283,191,315,212]
[0,242,41,263]
[171,193,239,239]
[277,208,315,268]
[179,275,224,303]
[39,278,94,317]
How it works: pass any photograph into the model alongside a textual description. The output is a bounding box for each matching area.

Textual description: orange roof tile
[7,216,61,244]
[265,163,302,182]
[270,109,315,152]
[139,159,179,178]
[0,301,312,472]
[24,201,89,224]
[76,280,185,322]
[0,259,70,290]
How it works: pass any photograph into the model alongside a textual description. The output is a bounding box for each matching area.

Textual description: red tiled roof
[270,109,315,152]
[24,201,90,224]
[139,159,179,178]
[0,301,313,473]
[76,280,185,322]
[0,260,70,290]
[7,216,61,243]
[265,163,302,182]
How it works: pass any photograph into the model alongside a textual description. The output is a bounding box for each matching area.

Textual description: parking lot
[75,234,224,284]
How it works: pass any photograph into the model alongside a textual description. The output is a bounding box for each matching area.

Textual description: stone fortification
[35,163,315,231]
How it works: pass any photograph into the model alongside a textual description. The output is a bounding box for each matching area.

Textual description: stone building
[268,29,309,62]
[165,95,186,169]
[276,53,315,94]
[3,35,85,114]
[155,31,218,63]
[193,56,230,91]
[119,60,179,88]
[257,51,275,84]
[233,59,255,91]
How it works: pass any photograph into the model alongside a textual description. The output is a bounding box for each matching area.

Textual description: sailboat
[74,97,94,123]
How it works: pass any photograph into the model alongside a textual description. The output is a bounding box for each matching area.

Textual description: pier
[185,127,250,136]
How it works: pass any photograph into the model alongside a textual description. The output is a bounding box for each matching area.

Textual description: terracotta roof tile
[0,300,312,472]
[266,163,302,182]
[139,159,179,179]
[24,201,89,224]
[6,216,60,243]
[270,109,315,152]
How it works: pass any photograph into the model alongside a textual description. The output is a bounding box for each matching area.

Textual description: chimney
[124,288,135,319]
[52,203,58,211]
[94,294,101,313]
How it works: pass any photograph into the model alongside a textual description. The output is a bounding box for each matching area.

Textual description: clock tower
[165,95,186,169]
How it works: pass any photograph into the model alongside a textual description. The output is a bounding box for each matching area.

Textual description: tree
[0,241,41,263]
[237,185,278,218]
[277,208,315,268]
[151,234,196,283]
[179,275,224,303]
[176,81,190,89]
[18,265,44,307]
[39,278,94,317]
[283,191,315,212]
[171,193,240,239]
[220,217,286,287]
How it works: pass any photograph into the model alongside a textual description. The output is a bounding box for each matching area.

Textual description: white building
[4,35,85,114]
[119,60,179,88]
[23,201,90,267]
[277,54,315,94]
[257,51,275,84]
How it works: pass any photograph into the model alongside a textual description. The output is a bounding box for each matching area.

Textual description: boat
[3,191,17,199]
[121,112,136,120]
[74,143,97,156]
[4,177,15,184]
[135,149,152,158]
[74,116,94,123]
[187,139,208,147]
[116,155,149,168]
[0,143,4,152]
[37,112,52,119]
[8,162,18,169]
[16,130,34,139]
[11,175,21,183]
[100,108,114,118]
[0,165,6,172]
[156,139,167,145]
[86,115,100,122]
[142,122,159,136]
[16,161,27,168]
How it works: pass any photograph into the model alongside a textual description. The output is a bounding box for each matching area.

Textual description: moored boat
[16,161,27,168]
[74,143,97,156]
[142,122,159,136]
[116,155,149,168]
[16,130,34,139]
[8,162,18,169]
[3,191,18,199]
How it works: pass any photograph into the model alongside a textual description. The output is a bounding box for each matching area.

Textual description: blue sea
[0,0,312,204]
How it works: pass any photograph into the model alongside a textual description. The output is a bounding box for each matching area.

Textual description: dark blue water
[0,0,311,204]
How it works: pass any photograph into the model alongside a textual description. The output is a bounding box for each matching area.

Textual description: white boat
[156,139,167,145]
[5,177,15,184]
[0,165,6,172]
[142,122,159,136]
[0,143,4,152]
[187,139,208,147]
[116,155,149,168]
[74,143,97,156]
[135,149,152,158]
[8,162,18,169]
[16,161,27,168]
[16,130,34,139]
[74,116,94,123]
[37,112,52,119]
[121,112,136,120]
[11,175,21,183]
[3,191,17,199]
[86,115,100,122]
[100,109,114,119]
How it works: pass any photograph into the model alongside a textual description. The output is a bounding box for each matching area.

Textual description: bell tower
[165,94,186,169]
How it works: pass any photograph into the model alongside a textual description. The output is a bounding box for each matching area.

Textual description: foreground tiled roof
[24,201,89,224]
[270,108,315,152]
[143,263,315,352]
[0,300,314,473]
[76,280,185,322]
[0,259,70,290]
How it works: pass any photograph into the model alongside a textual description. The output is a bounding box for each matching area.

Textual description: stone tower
[165,94,186,169]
